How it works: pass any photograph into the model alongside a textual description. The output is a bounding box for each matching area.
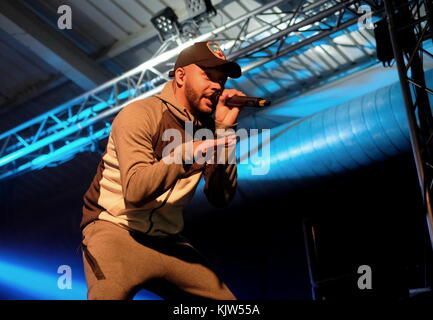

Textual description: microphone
[225,96,271,108]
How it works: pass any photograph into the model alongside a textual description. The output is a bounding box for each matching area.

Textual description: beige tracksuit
[81,81,237,299]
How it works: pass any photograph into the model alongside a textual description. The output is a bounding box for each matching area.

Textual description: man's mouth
[203,96,213,108]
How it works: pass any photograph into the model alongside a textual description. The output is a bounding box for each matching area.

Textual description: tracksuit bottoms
[81,219,236,300]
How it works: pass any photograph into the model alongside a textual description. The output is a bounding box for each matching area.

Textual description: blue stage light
[0,252,162,300]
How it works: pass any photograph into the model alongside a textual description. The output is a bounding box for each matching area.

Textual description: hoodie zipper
[143,180,178,235]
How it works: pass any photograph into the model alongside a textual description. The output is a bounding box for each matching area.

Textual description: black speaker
[374,1,417,67]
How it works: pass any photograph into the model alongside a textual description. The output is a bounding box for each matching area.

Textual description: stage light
[151,7,181,42]
[151,2,216,42]
[185,0,208,17]
[185,0,216,19]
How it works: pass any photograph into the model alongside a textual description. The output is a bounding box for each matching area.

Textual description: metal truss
[384,0,433,257]
[0,0,382,180]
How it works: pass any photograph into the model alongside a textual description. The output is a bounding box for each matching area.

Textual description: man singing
[80,41,245,300]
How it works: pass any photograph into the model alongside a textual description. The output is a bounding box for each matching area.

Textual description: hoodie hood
[156,81,194,122]
[155,81,213,129]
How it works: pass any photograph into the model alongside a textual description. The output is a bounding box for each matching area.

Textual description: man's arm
[202,87,245,208]
[203,121,237,208]
[111,102,187,207]
[203,163,237,208]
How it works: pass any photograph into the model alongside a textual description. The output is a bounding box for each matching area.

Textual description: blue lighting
[266,64,400,118]
[0,85,138,171]
[0,127,111,179]
[0,260,87,300]
[0,249,163,300]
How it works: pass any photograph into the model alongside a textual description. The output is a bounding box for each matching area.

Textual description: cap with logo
[168,41,241,79]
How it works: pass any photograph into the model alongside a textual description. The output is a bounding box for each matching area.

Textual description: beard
[184,80,201,112]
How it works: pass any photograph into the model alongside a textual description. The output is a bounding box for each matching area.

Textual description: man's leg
[156,241,236,300]
[81,220,165,300]
[82,220,235,300]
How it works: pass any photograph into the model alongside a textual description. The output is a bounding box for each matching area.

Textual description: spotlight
[185,0,207,17]
[185,0,216,19]
[151,7,181,42]
[151,2,217,43]
[185,0,216,18]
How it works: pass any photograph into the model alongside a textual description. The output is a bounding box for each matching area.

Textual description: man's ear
[175,68,186,86]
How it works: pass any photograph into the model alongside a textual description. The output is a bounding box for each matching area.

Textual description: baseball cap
[168,41,242,79]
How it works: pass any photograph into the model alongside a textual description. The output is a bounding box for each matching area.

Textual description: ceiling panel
[88,0,143,34]
[0,28,58,112]
[72,0,128,41]
[112,0,152,27]
[35,0,117,48]
[136,0,165,15]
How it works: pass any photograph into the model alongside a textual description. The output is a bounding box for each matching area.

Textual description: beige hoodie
[81,81,237,237]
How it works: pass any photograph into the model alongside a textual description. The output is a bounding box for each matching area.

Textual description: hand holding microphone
[213,89,271,127]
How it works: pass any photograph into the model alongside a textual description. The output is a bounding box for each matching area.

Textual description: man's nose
[210,79,223,91]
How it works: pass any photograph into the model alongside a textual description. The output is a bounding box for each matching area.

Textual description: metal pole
[384,0,433,247]
[424,0,433,46]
